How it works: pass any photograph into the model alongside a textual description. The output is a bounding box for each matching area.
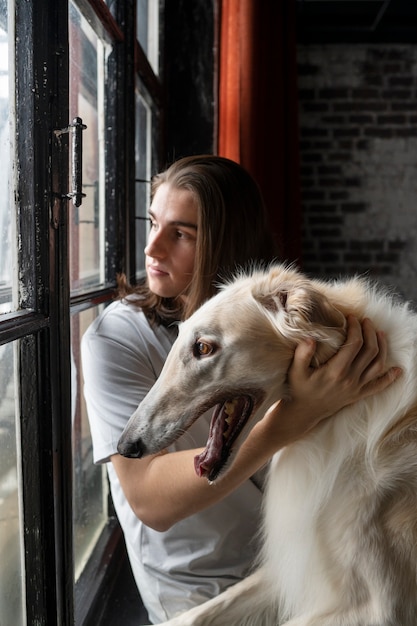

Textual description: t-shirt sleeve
[81,304,171,464]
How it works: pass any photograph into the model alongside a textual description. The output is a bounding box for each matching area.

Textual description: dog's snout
[117,438,145,458]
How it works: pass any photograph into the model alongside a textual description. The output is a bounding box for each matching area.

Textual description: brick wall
[297,44,417,307]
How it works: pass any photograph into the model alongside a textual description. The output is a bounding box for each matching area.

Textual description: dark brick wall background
[297,44,417,307]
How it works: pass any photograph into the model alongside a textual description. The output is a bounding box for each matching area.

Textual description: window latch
[54,117,87,207]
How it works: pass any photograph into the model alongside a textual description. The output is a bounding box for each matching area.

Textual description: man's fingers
[329,315,363,374]
[358,329,388,384]
[290,339,316,377]
[347,317,380,376]
[289,316,395,402]
[359,366,402,398]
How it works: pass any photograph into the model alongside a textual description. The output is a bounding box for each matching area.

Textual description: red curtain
[218,0,302,263]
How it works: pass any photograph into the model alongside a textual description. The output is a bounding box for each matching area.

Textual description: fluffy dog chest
[262,429,371,614]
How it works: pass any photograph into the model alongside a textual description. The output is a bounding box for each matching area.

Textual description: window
[0,4,25,623]
[0,10,12,314]
[0,0,163,622]
[68,0,113,585]
[69,0,109,294]
[0,341,25,625]
[135,82,152,272]
[134,0,163,277]
[137,0,159,76]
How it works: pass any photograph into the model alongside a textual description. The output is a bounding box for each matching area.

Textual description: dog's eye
[193,341,214,358]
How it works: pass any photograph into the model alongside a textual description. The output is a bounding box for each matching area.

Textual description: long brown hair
[118,155,279,325]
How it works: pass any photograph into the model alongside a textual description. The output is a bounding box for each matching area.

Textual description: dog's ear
[255,286,347,366]
[256,287,344,326]
[256,292,288,313]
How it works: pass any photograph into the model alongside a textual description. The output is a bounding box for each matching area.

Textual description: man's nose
[145,230,166,258]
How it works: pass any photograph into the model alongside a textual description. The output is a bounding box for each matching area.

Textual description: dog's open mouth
[194,395,254,482]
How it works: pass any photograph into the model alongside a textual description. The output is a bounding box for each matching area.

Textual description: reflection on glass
[135,84,151,274]
[0,342,25,624]
[71,307,108,581]
[69,2,108,294]
[0,8,13,314]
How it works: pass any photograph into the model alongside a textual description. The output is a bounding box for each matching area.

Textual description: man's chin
[147,276,172,297]
[147,277,190,301]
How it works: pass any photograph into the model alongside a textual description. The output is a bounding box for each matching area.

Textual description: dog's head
[118,265,347,481]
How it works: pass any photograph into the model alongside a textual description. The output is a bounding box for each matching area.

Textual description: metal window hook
[54,117,87,207]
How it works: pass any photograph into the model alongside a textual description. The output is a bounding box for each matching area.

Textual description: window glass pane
[69,1,109,294]
[135,82,151,274]
[0,341,25,624]
[136,0,159,75]
[0,5,14,314]
[71,306,108,580]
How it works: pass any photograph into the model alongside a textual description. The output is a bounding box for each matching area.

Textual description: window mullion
[47,0,75,621]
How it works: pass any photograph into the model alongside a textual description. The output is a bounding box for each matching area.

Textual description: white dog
[118,264,417,625]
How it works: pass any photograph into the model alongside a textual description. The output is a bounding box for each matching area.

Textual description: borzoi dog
[118,264,417,625]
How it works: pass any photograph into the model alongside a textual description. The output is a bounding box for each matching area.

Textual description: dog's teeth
[225,416,232,425]
[224,399,238,416]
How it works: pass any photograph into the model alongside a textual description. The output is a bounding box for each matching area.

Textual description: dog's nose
[117,438,144,458]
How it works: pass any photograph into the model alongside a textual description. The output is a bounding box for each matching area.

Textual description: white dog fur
[119,264,417,625]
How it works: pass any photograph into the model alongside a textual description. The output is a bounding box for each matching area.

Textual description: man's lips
[147,264,169,277]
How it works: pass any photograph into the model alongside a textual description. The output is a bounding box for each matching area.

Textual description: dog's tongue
[194,404,224,478]
[194,398,246,480]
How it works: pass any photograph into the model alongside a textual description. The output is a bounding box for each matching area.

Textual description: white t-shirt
[81,299,264,624]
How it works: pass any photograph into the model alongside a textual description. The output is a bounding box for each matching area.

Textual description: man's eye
[193,341,214,357]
